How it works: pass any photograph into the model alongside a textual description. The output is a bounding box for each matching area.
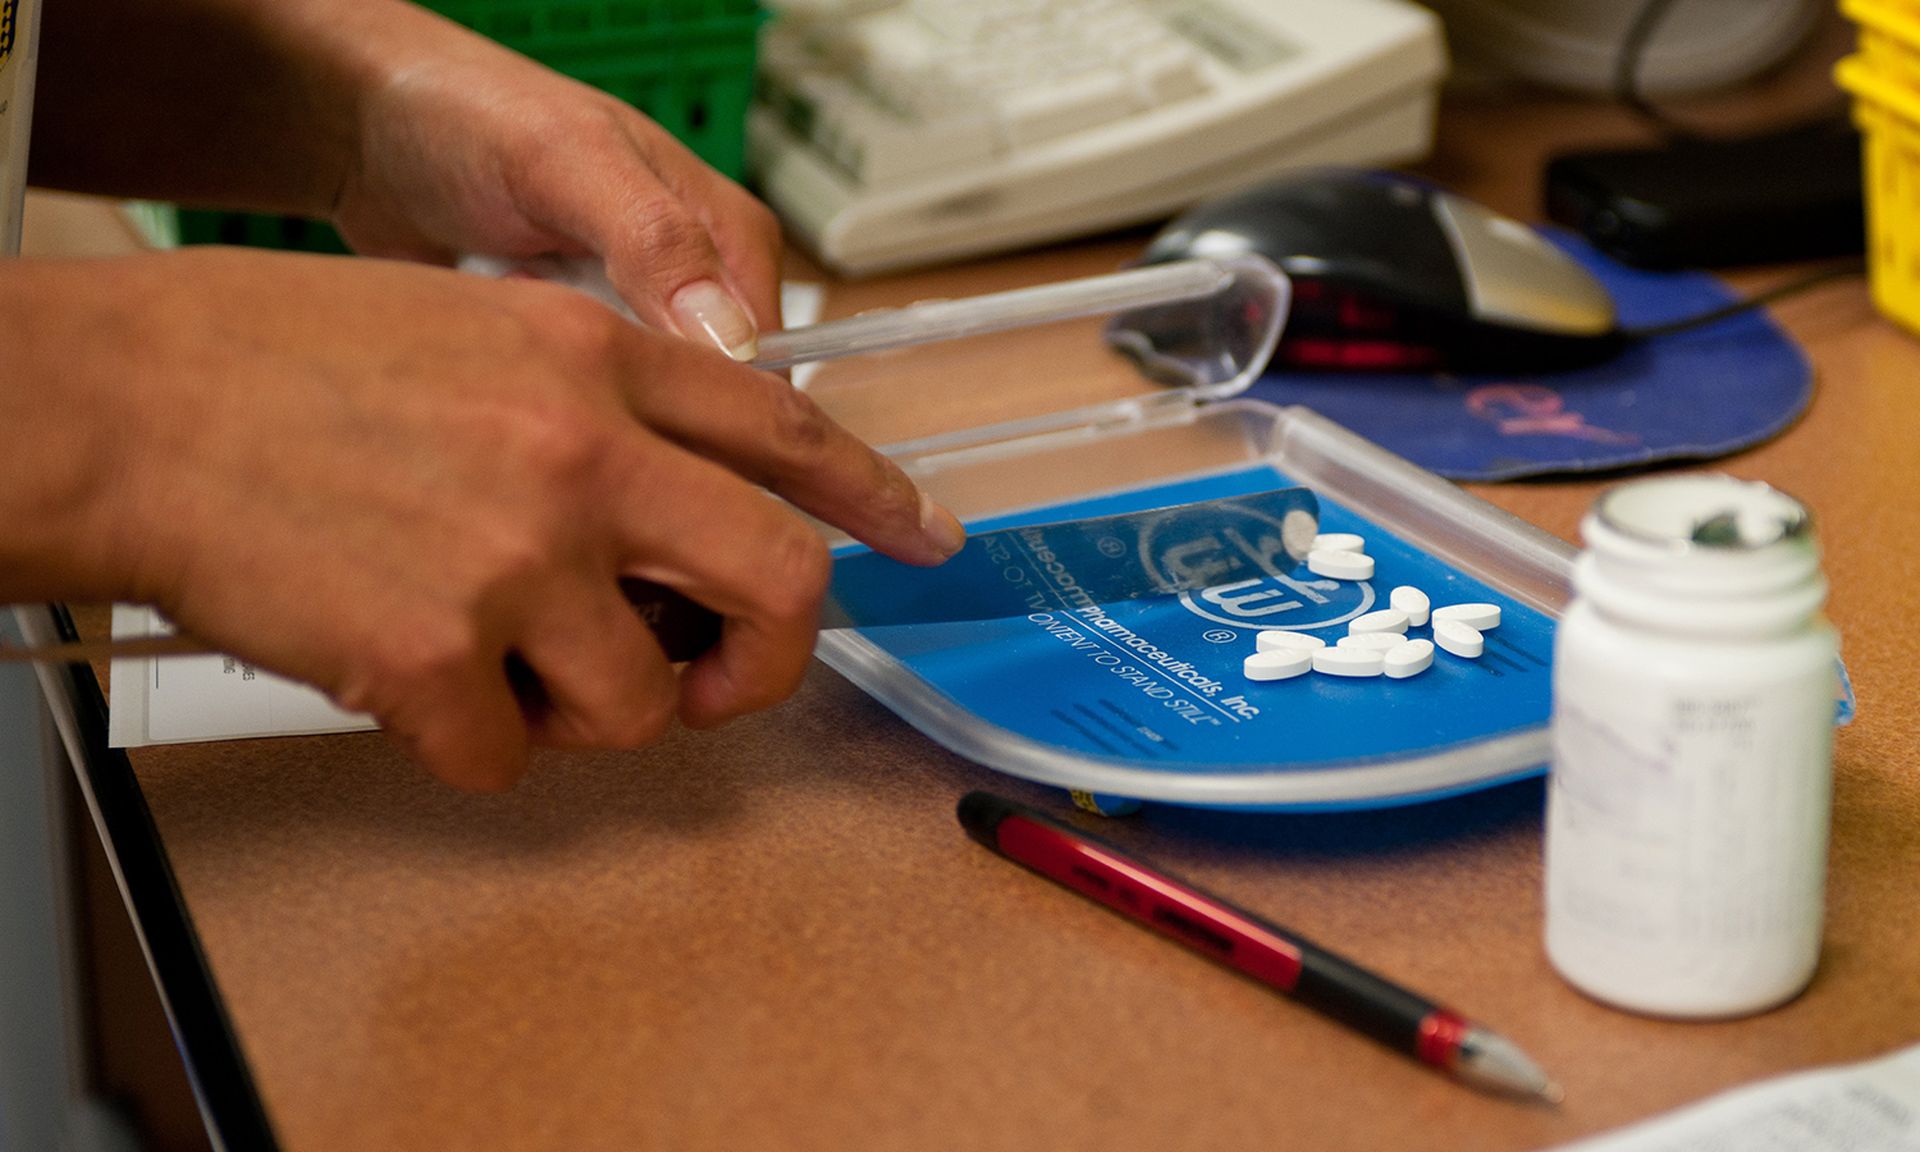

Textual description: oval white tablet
[1433,602,1501,631]
[1434,619,1484,658]
[1349,609,1409,635]
[1384,638,1434,679]
[1338,632,1404,651]
[1311,647,1385,677]
[1310,532,1366,554]
[1306,549,1375,581]
[1390,585,1430,627]
[1256,630,1326,654]
[1243,649,1312,681]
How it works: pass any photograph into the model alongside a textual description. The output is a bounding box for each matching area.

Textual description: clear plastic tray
[820,401,1574,809]
[767,259,1577,809]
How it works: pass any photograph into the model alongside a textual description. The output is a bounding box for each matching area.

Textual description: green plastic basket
[437,0,763,177]
[173,209,353,253]
[176,0,762,254]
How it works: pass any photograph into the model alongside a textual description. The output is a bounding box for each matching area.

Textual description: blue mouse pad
[1247,233,1814,482]
[825,465,1557,811]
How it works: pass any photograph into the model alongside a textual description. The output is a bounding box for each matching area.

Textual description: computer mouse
[1138,169,1624,373]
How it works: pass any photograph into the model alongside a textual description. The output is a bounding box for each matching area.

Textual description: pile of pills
[1304,532,1374,582]
[1241,534,1502,683]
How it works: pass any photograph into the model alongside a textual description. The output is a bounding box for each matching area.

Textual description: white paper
[1553,1042,1920,1152]
[108,605,373,748]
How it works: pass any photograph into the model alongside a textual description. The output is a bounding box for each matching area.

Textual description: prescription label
[824,464,1559,808]
[108,605,375,748]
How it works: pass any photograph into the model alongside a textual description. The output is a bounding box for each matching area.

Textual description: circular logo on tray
[1138,503,1375,632]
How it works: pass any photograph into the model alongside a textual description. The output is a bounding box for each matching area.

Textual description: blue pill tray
[818,399,1577,810]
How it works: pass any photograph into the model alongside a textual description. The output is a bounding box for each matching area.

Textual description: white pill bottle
[1545,474,1837,1018]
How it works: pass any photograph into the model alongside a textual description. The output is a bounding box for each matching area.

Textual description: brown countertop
[59,51,1920,1152]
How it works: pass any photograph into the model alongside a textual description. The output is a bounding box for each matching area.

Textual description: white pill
[1338,632,1404,651]
[1348,608,1409,635]
[1311,532,1366,554]
[1434,619,1485,658]
[1384,638,1434,678]
[1256,630,1326,654]
[1311,647,1385,677]
[1306,549,1375,581]
[1244,649,1312,681]
[1433,602,1501,631]
[1390,585,1430,627]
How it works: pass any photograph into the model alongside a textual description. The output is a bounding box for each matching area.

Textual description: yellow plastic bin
[1840,0,1920,335]
[1844,0,1920,85]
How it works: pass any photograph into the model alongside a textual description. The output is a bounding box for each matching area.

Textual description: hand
[332,11,780,360]
[12,250,963,790]
[32,0,779,362]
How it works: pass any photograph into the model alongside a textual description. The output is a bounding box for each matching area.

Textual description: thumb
[516,140,760,360]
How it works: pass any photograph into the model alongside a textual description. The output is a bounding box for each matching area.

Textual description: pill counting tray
[775,257,1577,810]
[824,407,1569,810]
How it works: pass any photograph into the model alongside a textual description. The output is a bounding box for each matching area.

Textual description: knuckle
[761,380,835,471]
[614,691,675,747]
[721,652,809,718]
[393,618,488,686]
[328,671,385,720]
[624,200,715,277]
[567,676,672,749]
[756,521,832,622]
[754,661,810,712]
[507,103,623,182]
[503,399,618,500]
[517,286,630,375]
[475,525,552,600]
[343,616,485,711]
[872,458,923,523]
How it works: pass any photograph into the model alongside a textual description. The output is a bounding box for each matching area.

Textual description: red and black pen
[958,791,1561,1103]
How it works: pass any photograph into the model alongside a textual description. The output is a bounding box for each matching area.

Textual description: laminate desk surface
[59,87,1920,1151]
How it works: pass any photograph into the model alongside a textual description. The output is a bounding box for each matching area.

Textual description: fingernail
[671,280,758,361]
[920,491,967,560]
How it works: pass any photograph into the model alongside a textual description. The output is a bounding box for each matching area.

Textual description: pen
[957,791,1562,1103]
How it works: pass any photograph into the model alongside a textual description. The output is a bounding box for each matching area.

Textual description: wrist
[142,0,473,221]
[0,260,165,604]
[303,0,515,221]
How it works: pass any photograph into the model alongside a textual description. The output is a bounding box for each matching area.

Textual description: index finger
[616,336,965,567]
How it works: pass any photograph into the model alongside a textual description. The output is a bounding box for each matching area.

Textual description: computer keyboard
[750,0,1448,275]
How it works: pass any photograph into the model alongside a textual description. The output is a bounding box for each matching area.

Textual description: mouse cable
[1615,0,1702,142]
[1622,259,1867,341]
[1614,0,1846,144]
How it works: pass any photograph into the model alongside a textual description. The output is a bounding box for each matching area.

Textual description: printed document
[108,605,373,747]
[1553,1042,1920,1152]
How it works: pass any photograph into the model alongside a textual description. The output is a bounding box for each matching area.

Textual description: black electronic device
[1544,117,1865,270]
[1138,169,1626,374]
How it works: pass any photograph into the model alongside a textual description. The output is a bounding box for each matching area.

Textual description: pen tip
[1455,1027,1561,1104]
